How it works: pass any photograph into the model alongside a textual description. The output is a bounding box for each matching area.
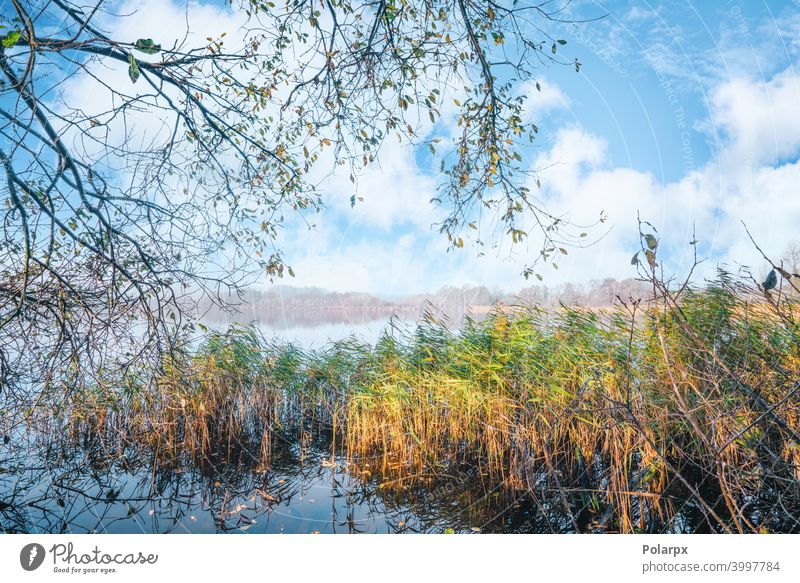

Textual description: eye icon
[20,543,46,571]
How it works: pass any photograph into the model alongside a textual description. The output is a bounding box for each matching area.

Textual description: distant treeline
[55,271,800,533]
[198,278,651,326]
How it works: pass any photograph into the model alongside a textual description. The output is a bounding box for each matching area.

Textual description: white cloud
[524,67,800,285]
[518,79,571,123]
[277,63,800,293]
[284,229,443,295]
[710,68,800,167]
[315,138,440,231]
[47,1,800,295]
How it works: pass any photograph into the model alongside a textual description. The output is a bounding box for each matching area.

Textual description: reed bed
[40,271,800,533]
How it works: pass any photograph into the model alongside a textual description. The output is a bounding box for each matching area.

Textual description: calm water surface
[0,317,721,534]
[0,429,538,534]
[2,316,542,535]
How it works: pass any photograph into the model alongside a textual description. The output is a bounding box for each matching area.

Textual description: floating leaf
[134,38,161,54]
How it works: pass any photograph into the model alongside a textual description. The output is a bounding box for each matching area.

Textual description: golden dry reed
[56,271,800,533]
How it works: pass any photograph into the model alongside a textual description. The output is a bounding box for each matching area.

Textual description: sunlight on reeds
[49,270,800,533]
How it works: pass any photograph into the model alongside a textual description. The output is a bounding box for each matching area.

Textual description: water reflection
[200,303,488,348]
[1,420,761,534]
[0,429,540,534]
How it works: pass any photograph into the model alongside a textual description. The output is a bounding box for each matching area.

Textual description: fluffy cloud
[279,62,800,293]
[710,68,800,168]
[50,0,800,294]
[315,138,440,231]
[526,67,800,286]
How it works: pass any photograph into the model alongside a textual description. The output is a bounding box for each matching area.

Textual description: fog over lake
[196,278,649,345]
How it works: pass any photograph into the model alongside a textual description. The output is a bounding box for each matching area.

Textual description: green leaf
[630,251,640,265]
[644,233,658,250]
[444,528,455,534]
[128,53,140,84]
[1,31,20,48]
[134,38,161,55]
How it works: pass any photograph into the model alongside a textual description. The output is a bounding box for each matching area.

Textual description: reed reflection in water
[0,427,544,534]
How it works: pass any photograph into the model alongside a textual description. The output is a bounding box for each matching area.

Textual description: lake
[0,310,747,535]
[0,427,545,534]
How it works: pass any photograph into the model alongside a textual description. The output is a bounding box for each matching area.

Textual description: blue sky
[547,1,797,182]
[268,0,800,294]
[56,1,800,295]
